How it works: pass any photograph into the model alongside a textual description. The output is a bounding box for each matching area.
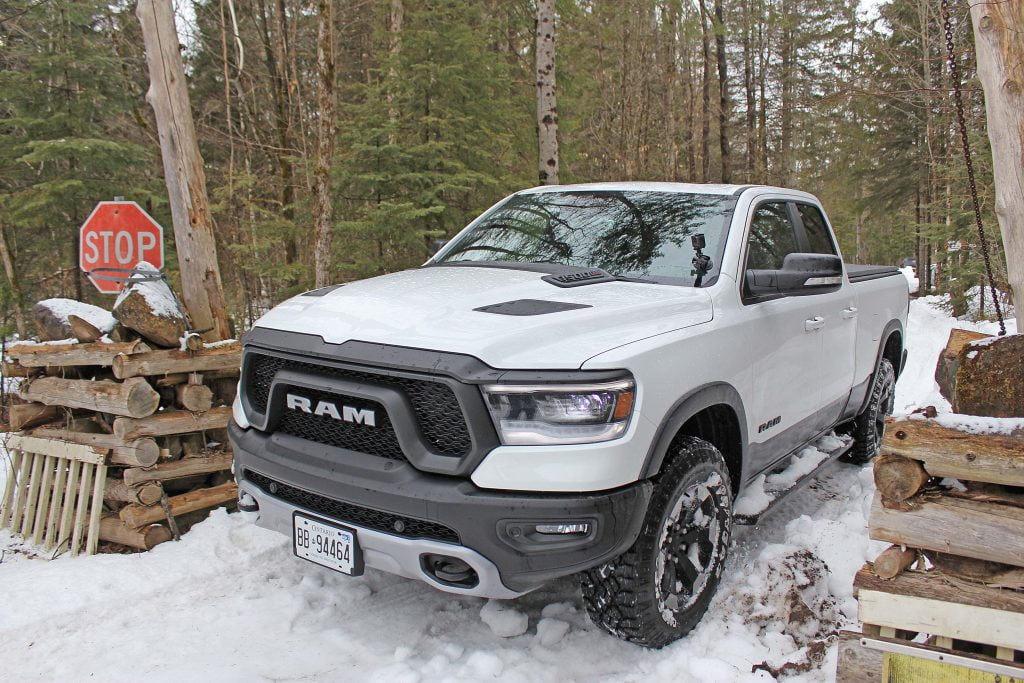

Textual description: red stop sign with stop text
[79,201,165,293]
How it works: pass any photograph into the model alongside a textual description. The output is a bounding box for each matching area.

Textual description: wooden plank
[8,451,32,533]
[18,376,160,419]
[70,463,95,556]
[112,342,240,379]
[20,453,44,538]
[31,455,55,545]
[855,567,1024,650]
[882,419,1024,487]
[113,407,231,440]
[44,457,68,549]
[86,464,107,555]
[859,588,1024,651]
[7,340,148,367]
[123,452,232,486]
[29,426,159,467]
[0,449,23,528]
[119,481,237,528]
[869,491,1024,568]
[835,630,883,683]
[7,434,109,466]
[57,460,81,553]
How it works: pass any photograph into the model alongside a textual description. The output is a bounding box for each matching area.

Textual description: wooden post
[136,0,231,342]
[970,2,1024,331]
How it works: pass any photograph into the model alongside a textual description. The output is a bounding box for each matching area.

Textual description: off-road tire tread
[580,436,732,648]
[844,357,896,465]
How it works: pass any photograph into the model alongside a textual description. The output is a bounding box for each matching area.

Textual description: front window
[434,190,736,286]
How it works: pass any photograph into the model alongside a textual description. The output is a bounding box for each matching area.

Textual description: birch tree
[535,0,559,184]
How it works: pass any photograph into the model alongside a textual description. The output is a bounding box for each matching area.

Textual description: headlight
[482,379,635,445]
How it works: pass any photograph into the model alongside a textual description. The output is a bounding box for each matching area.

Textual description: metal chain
[941,0,1006,335]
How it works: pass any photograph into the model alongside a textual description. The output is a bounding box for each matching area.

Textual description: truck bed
[847,264,902,283]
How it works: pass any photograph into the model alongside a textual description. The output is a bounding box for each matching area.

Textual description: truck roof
[517,181,815,199]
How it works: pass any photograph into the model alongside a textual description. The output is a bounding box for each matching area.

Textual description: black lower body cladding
[230,423,652,593]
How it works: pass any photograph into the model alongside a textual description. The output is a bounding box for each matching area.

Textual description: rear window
[797,204,837,256]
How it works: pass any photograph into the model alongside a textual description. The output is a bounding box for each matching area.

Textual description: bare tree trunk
[743,1,755,181]
[699,0,712,182]
[535,0,559,184]
[0,224,26,338]
[665,1,680,181]
[136,0,230,342]
[714,0,731,183]
[312,0,336,288]
[387,0,403,145]
[778,0,794,186]
[970,1,1024,331]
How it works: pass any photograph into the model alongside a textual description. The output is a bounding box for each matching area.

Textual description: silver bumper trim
[238,481,527,600]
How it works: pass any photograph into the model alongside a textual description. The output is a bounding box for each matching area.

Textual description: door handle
[841,306,858,319]
[804,316,825,331]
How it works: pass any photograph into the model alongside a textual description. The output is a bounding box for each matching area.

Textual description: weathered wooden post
[136,0,231,341]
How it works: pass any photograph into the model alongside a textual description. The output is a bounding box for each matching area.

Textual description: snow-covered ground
[0,297,1019,682]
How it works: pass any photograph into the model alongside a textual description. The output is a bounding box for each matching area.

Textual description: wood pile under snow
[1,271,239,555]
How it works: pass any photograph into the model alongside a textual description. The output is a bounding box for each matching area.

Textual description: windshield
[434,191,736,286]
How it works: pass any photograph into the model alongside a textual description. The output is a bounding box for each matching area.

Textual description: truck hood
[252,266,713,368]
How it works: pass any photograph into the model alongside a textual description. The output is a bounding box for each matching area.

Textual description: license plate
[292,512,363,576]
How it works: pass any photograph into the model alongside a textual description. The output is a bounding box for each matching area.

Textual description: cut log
[113,407,231,440]
[98,516,172,550]
[954,334,1024,418]
[873,453,930,502]
[19,376,160,418]
[104,479,163,506]
[29,425,159,467]
[175,383,213,412]
[154,368,238,387]
[872,545,918,580]
[869,491,1024,569]
[923,550,1024,589]
[68,314,106,343]
[119,481,237,528]
[7,339,149,368]
[31,298,115,342]
[934,328,990,403]
[182,332,204,351]
[123,451,233,486]
[2,360,37,378]
[112,342,240,379]
[112,270,189,348]
[882,419,1024,487]
[8,401,64,431]
[159,434,183,460]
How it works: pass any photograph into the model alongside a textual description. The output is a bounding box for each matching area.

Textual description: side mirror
[746,253,843,298]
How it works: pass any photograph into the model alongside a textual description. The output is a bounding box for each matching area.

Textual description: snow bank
[899,266,918,294]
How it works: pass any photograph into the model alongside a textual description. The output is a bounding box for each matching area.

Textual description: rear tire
[580,437,732,648]
[843,357,896,465]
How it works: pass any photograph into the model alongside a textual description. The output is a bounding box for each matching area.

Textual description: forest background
[0,0,1007,335]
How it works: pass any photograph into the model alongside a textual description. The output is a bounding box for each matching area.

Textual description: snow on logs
[3,290,241,553]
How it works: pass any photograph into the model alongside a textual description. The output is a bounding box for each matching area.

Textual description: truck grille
[245,353,472,458]
[277,388,404,460]
[246,471,460,544]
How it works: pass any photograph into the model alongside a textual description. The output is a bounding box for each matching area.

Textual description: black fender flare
[853,319,905,417]
[639,382,748,484]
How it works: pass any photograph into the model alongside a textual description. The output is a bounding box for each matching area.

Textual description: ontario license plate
[292,512,363,576]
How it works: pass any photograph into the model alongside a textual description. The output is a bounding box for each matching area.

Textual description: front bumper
[230,423,652,597]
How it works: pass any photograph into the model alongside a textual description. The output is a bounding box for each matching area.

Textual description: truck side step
[734,432,855,525]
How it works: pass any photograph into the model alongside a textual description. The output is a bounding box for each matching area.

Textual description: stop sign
[79,201,165,293]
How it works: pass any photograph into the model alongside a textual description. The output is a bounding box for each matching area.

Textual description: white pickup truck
[229,183,909,647]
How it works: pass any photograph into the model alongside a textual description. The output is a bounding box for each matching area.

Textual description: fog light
[535,522,591,535]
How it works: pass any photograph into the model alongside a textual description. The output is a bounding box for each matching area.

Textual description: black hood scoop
[473,299,592,316]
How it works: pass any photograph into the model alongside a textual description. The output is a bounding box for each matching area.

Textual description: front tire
[580,437,733,648]
[844,357,896,465]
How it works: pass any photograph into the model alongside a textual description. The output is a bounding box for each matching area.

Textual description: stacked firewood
[2,270,240,552]
[836,418,1024,680]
